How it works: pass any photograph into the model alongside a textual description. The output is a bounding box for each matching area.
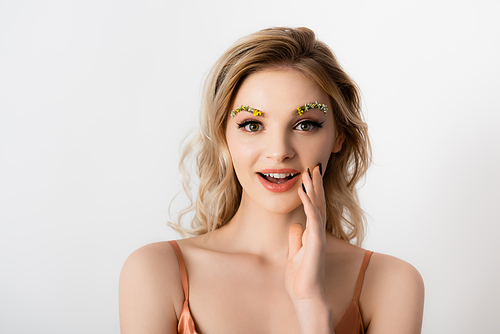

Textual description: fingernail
[307,168,312,179]
[318,162,323,176]
[302,183,307,194]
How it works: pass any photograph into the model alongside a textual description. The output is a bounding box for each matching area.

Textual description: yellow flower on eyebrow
[295,102,328,115]
[230,102,328,117]
[230,105,263,117]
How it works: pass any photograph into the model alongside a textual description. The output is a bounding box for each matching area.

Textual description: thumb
[288,223,304,260]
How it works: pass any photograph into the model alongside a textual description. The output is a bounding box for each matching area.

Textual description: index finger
[313,163,326,222]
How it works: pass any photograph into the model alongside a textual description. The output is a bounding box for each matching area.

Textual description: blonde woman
[119,27,424,334]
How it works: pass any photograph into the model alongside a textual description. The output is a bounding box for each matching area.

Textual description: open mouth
[257,172,299,184]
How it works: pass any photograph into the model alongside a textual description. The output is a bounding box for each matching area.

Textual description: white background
[1,0,499,333]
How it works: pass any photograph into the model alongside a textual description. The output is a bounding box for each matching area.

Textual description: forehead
[231,68,330,115]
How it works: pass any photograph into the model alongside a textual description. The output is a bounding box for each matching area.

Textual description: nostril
[264,146,295,161]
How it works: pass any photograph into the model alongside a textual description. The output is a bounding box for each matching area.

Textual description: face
[225,68,344,214]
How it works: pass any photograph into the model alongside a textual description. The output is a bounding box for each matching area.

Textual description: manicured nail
[307,168,312,179]
[318,162,323,176]
[302,183,307,194]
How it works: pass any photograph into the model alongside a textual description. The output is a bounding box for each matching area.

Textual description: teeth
[262,173,295,179]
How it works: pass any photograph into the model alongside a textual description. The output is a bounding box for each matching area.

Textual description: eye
[237,121,263,132]
[294,120,324,132]
[297,122,312,131]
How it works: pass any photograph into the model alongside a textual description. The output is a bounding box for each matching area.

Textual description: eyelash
[236,120,324,132]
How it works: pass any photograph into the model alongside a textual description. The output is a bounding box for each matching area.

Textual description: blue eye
[294,121,324,131]
[237,121,262,132]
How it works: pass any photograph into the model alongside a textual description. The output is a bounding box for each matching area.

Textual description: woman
[119,27,424,334]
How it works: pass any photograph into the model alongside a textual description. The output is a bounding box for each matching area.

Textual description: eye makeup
[293,120,324,131]
[230,102,328,117]
[236,119,324,133]
[236,120,263,132]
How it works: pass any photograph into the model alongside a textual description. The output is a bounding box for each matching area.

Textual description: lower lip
[257,173,300,193]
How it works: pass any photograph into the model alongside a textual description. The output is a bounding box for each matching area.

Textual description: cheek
[226,131,261,173]
[297,143,331,166]
[296,131,336,161]
[231,145,260,169]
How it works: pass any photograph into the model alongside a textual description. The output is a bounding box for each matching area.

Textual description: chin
[258,194,303,215]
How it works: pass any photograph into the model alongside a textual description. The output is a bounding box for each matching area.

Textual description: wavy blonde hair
[169,27,371,246]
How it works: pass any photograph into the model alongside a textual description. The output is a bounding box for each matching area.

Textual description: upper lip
[257,168,301,174]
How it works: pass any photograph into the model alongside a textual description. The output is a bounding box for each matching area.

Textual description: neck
[211,191,307,262]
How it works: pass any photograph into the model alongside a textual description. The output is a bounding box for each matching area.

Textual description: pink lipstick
[257,169,300,193]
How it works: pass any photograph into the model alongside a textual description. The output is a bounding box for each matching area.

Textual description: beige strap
[169,240,189,301]
[353,250,373,301]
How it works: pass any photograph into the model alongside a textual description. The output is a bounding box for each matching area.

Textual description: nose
[263,129,295,162]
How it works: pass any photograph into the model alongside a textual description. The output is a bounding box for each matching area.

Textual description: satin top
[169,240,373,334]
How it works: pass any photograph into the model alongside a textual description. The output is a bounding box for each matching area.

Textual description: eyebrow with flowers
[230,102,328,117]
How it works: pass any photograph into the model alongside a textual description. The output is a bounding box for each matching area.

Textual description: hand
[285,164,328,304]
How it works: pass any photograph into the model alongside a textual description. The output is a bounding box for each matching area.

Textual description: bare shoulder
[367,253,424,284]
[119,241,183,334]
[365,253,425,303]
[363,252,425,334]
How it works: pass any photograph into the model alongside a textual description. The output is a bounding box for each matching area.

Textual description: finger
[298,185,322,236]
[313,165,326,222]
[302,170,318,208]
[298,185,312,230]
[288,223,304,260]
